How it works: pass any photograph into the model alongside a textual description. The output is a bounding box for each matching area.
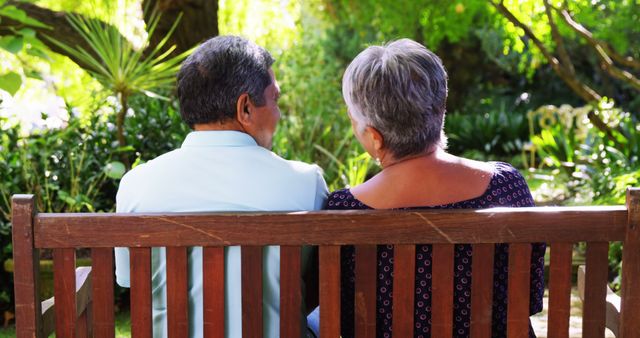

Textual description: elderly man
[114,36,328,337]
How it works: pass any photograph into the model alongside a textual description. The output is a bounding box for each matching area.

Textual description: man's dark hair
[177,36,275,128]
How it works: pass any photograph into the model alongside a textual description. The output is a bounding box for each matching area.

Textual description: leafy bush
[445,107,529,164]
[528,101,640,289]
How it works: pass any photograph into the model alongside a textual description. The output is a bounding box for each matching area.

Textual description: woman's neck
[379,147,441,170]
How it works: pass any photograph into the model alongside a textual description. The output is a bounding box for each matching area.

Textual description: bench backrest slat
[355,245,377,337]
[53,248,77,337]
[470,243,495,338]
[547,242,573,338]
[241,246,263,338]
[583,242,609,338]
[202,246,225,337]
[319,245,341,337]
[432,244,455,336]
[280,245,302,338]
[166,247,189,337]
[33,207,628,247]
[130,247,152,338]
[391,244,416,336]
[91,247,115,338]
[506,243,532,338]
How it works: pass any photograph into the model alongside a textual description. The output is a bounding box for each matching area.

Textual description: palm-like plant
[47,7,191,167]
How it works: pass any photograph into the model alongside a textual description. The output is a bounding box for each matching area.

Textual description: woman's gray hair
[342,38,448,159]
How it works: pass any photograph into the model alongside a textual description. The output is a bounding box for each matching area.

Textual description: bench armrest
[41,266,93,337]
[577,265,621,337]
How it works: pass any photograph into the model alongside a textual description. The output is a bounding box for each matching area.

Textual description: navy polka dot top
[325,162,546,338]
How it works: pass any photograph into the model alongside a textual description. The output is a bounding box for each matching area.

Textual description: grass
[0,311,132,337]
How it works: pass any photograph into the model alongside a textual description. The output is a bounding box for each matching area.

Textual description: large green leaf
[103,161,125,179]
[0,36,23,53]
[0,72,22,96]
[0,5,50,28]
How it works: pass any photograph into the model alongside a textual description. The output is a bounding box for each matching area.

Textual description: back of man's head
[177,36,275,129]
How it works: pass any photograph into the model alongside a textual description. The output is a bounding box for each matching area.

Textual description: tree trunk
[2,0,219,71]
[143,0,219,55]
[117,93,131,168]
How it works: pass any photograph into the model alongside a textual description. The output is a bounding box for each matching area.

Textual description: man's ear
[236,93,252,127]
[365,126,385,152]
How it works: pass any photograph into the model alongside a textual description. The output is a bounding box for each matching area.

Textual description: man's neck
[193,120,244,132]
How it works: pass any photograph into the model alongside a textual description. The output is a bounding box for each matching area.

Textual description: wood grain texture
[41,267,92,337]
[621,188,640,338]
[53,248,77,338]
[34,207,627,248]
[354,245,377,338]
[470,243,495,338]
[507,243,531,338]
[392,244,415,337]
[203,246,225,338]
[241,246,263,338]
[280,246,302,338]
[76,306,88,338]
[431,244,454,337]
[547,243,573,338]
[11,195,41,338]
[319,246,341,338]
[91,248,115,338]
[130,247,152,338]
[166,247,189,337]
[583,242,609,338]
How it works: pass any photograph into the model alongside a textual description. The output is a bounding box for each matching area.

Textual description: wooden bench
[11,188,640,338]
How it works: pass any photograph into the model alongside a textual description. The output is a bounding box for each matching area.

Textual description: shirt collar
[181,131,258,148]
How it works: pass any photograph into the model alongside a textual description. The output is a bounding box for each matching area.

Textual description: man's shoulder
[259,149,324,176]
[121,150,182,181]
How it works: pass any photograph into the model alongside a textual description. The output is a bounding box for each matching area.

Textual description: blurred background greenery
[0,0,638,332]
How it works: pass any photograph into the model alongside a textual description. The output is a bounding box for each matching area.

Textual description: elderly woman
[322,39,546,337]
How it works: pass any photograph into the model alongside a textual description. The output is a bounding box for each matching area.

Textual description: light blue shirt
[114,131,328,338]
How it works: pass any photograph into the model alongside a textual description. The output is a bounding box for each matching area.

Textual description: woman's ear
[236,93,251,126]
[365,126,384,152]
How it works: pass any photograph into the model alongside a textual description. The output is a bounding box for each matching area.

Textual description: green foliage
[446,107,529,162]
[0,72,21,96]
[46,9,188,99]
[0,4,52,97]
[528,102,640,289]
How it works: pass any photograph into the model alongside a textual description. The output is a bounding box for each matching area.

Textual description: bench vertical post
[319,245,341,337]
[11,195,42,338]
[621,188,640,337]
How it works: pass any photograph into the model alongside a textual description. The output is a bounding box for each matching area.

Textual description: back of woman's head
[342,38,448,159]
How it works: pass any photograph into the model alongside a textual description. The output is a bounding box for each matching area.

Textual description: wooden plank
[577,266,622,338]
[76,306,89,338]
[34,206,627,247]
[319,246,340,338]
[130,247,152,338]
[507,243,531,338]
[41,267,92,337]
[11,195,42,338]
[582,242,609,338]
[621,188,640,338]
[280,246,302,338]
[354,245,376,338]
[53,248,77,338]
[470,243,495,338]
[203,247,225,338]
[547,243,573,338]
[166,247,189,337]
[91,248,115,338]
[242,246,263,338]
[392,244,415,337]
[431,244,454,337]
